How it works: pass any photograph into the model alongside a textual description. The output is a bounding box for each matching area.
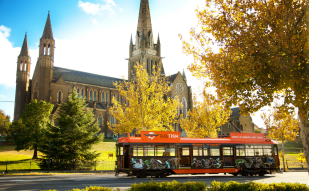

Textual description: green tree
[38,89,103,163]
[180,0,309,172]
[0,110,11,136]
[179,92,231,138]
[255,129,262,133]
[108,63,180,134]
[8,100,53,158]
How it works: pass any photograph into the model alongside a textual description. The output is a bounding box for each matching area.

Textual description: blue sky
[0,0,267,128]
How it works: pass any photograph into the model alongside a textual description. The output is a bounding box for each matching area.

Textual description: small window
[223,147,233,155]
[133,145,144,156]
[111,116,115,126]
[98,116,102,126]
[246,145,255,156]
[144,145,154,156]
[210,148,220,156]
[117,94,119,102]
[193,147,203,156]
[203,148,209,156]
[166,145,175,156]
[90,91,93,101]
[155,146,165,156]
[228,123,231,129]
[119,146,123,155]
[181,147,190,156]
[77,88,80,98]
[236,145,245,156]
[106,93,108,103]
[81,89,84,99]
[94,91,96,101]
[58,91,62,103]
[102,93,104,102]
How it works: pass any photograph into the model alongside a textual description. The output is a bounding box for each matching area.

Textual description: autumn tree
[0,110,11,136]
[108,63,180,134]
[180,0,309,172]
[261,107,299,171]
[180,92,231,138]
[8,100,53,158]
[39,90,103,164]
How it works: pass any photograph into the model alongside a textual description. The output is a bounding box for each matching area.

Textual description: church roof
[42,12,53,39]
[53,67,124,88]
[166,73,177,83]
[19,33,29,57]
[230,107,240,118]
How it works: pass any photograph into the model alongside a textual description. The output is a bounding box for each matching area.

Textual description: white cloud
[78,0,119,15]
[92,18,98,25]
[0,94,5,98]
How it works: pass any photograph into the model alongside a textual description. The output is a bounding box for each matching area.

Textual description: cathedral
[13,0,192,138]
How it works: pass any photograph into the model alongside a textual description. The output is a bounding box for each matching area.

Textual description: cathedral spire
[157,33,160,44]
[19,33,29,57]
[42,12,53,39]
[137,0,152,40]
[130,34,133,45]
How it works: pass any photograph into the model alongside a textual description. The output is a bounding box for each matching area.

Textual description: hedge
[41,181,309,191]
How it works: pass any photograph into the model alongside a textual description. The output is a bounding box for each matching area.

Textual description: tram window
[133,145,143,156]
[144,145,154,156]
[119,146,123,156]
[182,147,190,156]
[210,148,220,156]
[255,148,263,156]
[193,147,203,156]
[264,148,272,156]
[246,146,254,156]
[236,145,245,156]
[155,146,165,156]
[223,147,233,155]
[166,145,175,156]
[203,148,209,156]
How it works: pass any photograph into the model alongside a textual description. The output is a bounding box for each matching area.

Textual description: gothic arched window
[106,93,108,103]
[94,91,96,101]
[81,89,84,99]
[98,115,103,127]
[90,90,93,101]
[58,91,62,103]
[102,93,104,102]
[77,88,80,98]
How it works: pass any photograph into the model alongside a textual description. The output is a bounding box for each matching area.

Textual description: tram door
[222,146,234,167]
[179,146,191,168]
[124,145,130,168]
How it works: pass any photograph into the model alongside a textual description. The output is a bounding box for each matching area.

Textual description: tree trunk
[32,143,38,159]
[298,112,309,175]
[282,137,286,172]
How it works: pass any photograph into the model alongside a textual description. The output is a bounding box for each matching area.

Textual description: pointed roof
[130,34,133,45]
[157,33,160,44]
[41,12,53,39]
[182,69,187,79]
[19,33,29,57]
[137,0,152,39]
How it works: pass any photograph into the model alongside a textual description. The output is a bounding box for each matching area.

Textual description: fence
[0,159,115,172]
[281,160,307,169]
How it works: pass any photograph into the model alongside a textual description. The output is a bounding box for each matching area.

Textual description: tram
[115,131,280,178]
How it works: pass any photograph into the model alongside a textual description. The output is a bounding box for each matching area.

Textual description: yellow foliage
[261,107,299,143]
[108,63,180,134]
[179,92,231,138]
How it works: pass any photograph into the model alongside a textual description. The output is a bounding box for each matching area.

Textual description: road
[0,172,308,191]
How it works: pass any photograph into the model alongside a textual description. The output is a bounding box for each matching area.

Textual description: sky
[0,0,267,128]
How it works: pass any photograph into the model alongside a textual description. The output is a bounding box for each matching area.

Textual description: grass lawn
[0,141,116,171]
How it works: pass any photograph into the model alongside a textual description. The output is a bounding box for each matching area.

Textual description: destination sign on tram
[230,132,264,142]
[141,131,180,141]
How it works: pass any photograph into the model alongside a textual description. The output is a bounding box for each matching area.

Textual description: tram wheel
[232,173,238,176]
[137,171,147,178]
[258,171,265,176]
[160,171,168,178]
[241,171,248,176]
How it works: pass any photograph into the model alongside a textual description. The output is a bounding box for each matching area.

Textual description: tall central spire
[137,0,152,40]
[20,33,29,57]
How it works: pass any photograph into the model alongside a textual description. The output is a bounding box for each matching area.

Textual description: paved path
[0,172,307,191]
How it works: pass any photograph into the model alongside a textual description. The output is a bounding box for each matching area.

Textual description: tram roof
[117,132,277,145]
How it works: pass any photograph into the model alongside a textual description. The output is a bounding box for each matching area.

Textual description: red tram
[115,131,280,178]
